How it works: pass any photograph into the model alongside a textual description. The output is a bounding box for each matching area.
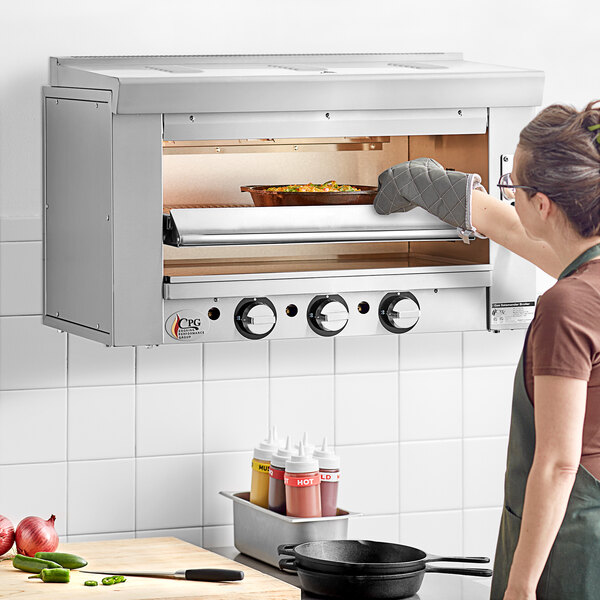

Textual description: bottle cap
[271,436,294,469]
[295,432,315,457]
[253,427,279,462]
[285,440,319,474]
[313,437,341,470]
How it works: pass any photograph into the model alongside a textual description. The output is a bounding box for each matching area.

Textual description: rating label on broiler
[491,302,535,326]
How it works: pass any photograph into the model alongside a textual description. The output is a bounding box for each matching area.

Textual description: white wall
[0,0,596,556]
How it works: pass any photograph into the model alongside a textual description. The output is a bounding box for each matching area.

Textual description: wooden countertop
[0,537,300,600]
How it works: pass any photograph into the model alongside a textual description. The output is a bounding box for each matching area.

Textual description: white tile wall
[464,367,515,437]
[136,527,203,547]
[336,372,398,445]
[136,454,203,530]
[0,389,66,464]
[335,335,398,373]
[399,332,462,370]
[464,507,503,561]
[68,335,134,387]
[463,330,526,367]
[270,338,333,377]
[0,316,66,390]
[204,341,268,380]
[68,459,135,535]
[137,382,203,457]
[204,379,268,453]
[136,343,203,384]
[463,437,509,508]
[336,444,399,515]
[400,440,462,512]
[68,386,135,460]
[399,510,463,555]
[270,375,334,444]
[0,462,68,536]
[203,525,234,548]
[203,452,252,526]
[0,242,43,315]
[399,369,462,441]
[348,514,400,543]
[0,281,517,558]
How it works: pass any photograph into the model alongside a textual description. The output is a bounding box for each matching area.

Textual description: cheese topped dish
[266,181,360,192]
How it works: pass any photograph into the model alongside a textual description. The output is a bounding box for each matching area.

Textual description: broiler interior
[163,134,489,277]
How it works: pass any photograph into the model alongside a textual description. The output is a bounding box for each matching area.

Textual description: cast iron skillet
[294,564,493,600]
[278,540,490,575]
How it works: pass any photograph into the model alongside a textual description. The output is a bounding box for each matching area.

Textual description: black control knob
[234,297,277,340]
[307,295,349,337]
[378,292,420,334]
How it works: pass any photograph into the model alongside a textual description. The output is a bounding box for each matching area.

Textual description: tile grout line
[201,342,206,540]
[133,345,138,538]
[65,333,70,540]
[461,331,465,553]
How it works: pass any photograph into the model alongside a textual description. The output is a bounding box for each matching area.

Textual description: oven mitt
[373,157,486,243]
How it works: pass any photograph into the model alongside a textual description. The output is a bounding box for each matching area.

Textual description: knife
[80,568,244,582]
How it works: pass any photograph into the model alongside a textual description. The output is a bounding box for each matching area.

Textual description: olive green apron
[491,244,600,600]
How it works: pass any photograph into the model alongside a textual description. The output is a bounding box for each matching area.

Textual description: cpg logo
[165,310,207,341]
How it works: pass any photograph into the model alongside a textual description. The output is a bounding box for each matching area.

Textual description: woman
[375,101,600,600]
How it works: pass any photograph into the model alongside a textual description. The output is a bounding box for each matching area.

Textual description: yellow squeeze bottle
[250,427,279,508]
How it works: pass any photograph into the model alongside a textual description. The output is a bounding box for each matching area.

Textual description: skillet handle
[278,557,298,573]
[426,566,493,577]
[430,556,490,564]
[277,544,298,556]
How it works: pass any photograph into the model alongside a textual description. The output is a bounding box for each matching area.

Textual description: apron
[491,243,600,600]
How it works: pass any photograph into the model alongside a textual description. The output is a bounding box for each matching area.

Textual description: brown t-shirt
[525,259,600,479]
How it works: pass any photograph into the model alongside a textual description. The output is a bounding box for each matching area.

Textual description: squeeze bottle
[250,427,278,508]
[285,441,322,518]
[268,436,293,514]
[313,437,341,517]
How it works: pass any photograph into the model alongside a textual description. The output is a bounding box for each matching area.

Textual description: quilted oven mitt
[373,157,486,243]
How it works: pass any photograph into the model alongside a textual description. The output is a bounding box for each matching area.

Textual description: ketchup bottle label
[269,467,285,480]
[320,471,341,483]
[284,474,320,488]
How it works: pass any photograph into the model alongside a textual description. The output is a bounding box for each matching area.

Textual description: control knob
[378,292,420,334]
[234,297,277,340]
[307,295,349,336]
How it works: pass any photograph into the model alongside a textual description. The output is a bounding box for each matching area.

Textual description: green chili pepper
[13,554,62,573]
[35,551,88,569]
[102,575,126,585]
[84,580,98,586]
[28,567,70,583]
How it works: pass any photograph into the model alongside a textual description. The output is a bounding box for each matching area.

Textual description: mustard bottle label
[252,458,270,473]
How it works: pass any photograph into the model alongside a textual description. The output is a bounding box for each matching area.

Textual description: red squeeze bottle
[284,441,322,518]
[268,436,293,514]
[313,437,341,517]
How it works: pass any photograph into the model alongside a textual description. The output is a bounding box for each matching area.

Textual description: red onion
[15,515,59,557]
[0,515,15,557]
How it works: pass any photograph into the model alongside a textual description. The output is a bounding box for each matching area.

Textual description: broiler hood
[42,53,544,346]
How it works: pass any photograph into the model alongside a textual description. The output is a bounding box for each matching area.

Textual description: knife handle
[185,569,244,582]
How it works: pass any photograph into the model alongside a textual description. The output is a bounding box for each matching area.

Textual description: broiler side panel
[43,89,164,346]
[44,91,113,343]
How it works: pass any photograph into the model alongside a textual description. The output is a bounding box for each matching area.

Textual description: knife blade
[80,568,244,582]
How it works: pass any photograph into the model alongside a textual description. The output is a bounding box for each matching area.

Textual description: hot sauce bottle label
[269,467,285,480]
[284,474,320,487]
[320,471,341,483]
[252,459,270,473]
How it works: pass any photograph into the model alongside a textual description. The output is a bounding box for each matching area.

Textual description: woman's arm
[503,375,587,600]
[471,190,562,278]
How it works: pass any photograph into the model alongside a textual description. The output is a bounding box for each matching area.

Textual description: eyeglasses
[497,172,541,201]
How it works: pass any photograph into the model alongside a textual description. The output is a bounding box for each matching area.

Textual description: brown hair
[516,100,600,237]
